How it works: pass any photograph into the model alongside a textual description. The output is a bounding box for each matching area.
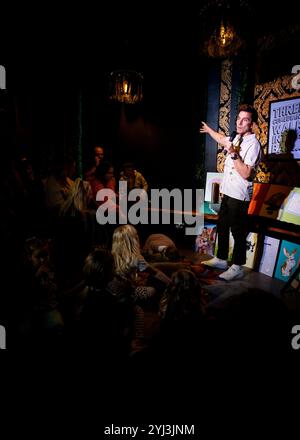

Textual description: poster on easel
[268,97,300,159]
[274,240,300,282]
[259,185,292,219]
[195,223,217,256]
[244,232,259,269]
[258,236,281,277]
[277,187,300,226]
[248,183,271,216]
[204,173,224,202]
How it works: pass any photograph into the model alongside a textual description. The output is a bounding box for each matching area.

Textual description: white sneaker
[218,265,244,281]
[202,257,228,270]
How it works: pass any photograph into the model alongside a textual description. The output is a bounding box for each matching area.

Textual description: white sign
[268,97,300,159]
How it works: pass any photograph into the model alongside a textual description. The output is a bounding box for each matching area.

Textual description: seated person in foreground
[111,225,171,302]
[84,145,105,182]
[142,233,180,262]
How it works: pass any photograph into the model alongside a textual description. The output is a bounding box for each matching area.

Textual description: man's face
[94,147,104,165]
[236,111,253,136]
[124,166,134,178]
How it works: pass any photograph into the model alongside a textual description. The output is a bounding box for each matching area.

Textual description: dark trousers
[217,195,250,265]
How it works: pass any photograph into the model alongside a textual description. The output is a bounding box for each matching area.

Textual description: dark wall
[4,7,208,189]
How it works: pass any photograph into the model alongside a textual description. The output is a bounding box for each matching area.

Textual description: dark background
[1,3,299,188]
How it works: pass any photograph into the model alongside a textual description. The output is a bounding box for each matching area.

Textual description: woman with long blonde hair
[110,224,171,355]
[56,178,95,281]
[111,225,170,298]
[111,224,142,280]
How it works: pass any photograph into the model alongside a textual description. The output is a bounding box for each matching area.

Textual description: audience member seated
[43,155,76,214]
[77,247,133,360]
[90,161,128,231]
[84,145,105,183]
[90,161,117,204]
[55,178,97,284]
[119,162,148,193]
[14,154,47,234]
[159,269,206,321]
[144,269,206,365]
[111,225,171,354]
[18,237,64,347]
[142,233,180,262]
[140,232,193,278]
[112,225,171,301]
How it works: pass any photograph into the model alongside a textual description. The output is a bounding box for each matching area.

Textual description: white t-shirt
[220,134,261,201]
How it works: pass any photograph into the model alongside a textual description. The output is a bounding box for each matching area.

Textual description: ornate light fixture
[203,18,244,58]
[199,0,249,58]
[109,69,143,104]
[219,20,235,48]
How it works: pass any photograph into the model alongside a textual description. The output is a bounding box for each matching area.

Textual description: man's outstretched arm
[199,122,232,149]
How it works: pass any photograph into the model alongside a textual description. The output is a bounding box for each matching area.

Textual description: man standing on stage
[200,104,262,281]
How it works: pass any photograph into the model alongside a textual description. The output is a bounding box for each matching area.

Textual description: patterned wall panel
[217,59,233,172]
[254,75,299,152]
[254,75,300,182]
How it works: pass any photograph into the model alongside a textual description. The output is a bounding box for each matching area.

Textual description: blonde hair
[111,225,142,278]
[60,178,92,216]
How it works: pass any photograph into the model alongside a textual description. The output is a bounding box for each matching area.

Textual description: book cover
[204,172,224,203]
[274,240,300,282]
[248,183,271,215]
[258,236,280,277]
[277,187,300,226]
[195,223,217,256]
[244,232,259,269]
[258,185,292,219]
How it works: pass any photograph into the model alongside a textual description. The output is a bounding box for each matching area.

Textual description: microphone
[224,130,237,155]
